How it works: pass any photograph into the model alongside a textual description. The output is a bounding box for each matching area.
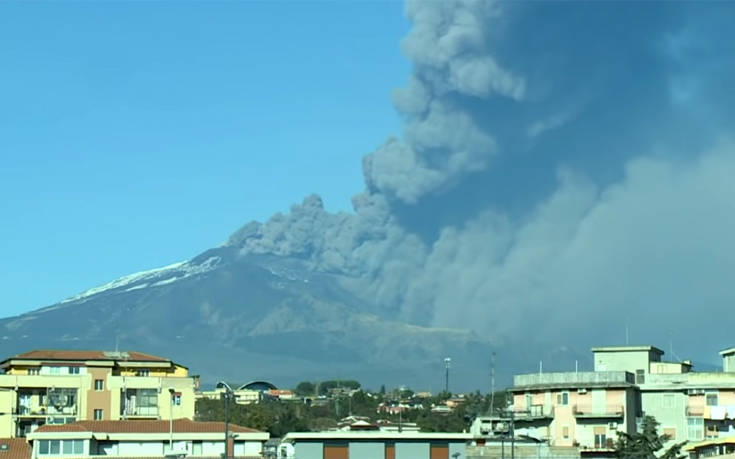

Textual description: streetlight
[216,381,235,459]
[168,388,175,451]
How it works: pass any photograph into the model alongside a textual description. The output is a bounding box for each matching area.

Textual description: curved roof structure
[238,381,277,391]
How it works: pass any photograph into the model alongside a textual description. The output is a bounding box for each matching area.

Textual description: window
[28,368,40,375]
[557,391,569,405]
[94,409,103,420]
[94,379,104,391]
[50,440,60,454]
[49,367,60,375]
[562,425,570,439]
[594,426,607,448]
[687,417,704,441]
[67,366,80,375]
[635,369,645,384]
[39,441,49,455]
[136,369,150,377]
[706,391,719,406]
[173,393,181,406]
[39,440,82,455]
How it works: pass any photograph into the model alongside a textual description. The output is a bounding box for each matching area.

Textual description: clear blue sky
[0,1,410,316]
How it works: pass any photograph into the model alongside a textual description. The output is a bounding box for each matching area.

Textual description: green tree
[614,415,686,459]
[295,381,315,396]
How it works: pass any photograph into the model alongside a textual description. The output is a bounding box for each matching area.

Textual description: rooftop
[283,431,473,441]
[719,347,735,356]
[3,349,170,363]
[512,371,635,390]
[591,345,664,354]
[0,438,30,459]
[33,419,261,434]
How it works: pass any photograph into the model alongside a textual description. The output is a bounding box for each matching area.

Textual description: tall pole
[224,392,230,459]
[217,382,234,459]
[168,388,174,450]
[510,410,515,459]
[444,357,451,394]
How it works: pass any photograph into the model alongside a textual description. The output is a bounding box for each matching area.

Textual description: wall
[593,350,658,373]
[395,442,428,459]
[0,390,15,437]
[640,391,687,445]
[202,441,225,456]
[349,442,384,459]
[118,441,164,456]
[294,442,323,459]
[85,367,111,420]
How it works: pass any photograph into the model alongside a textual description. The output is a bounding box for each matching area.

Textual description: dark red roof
[6,350,170,363]
[34,419,261,434]
[0,438,31,459]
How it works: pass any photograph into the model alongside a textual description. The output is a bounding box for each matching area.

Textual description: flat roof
[284,432,473,441]
[719,347,735,356]
[591,346,664,354]
[32,419,261,435]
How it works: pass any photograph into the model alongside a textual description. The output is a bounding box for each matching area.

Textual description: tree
[295,381,315,396]
[614,415,686,459]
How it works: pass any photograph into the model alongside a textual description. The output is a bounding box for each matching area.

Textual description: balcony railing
[514,405,554,420]
[686,406,705,416]
[514,371,635,387]
[121,405,159,417]
[15,406,77,416]
[573,404,624,418]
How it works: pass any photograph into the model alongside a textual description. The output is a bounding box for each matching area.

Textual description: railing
[687,405,705,416]
[15,406,77,416]
[514,371,634,387]
[120,405,159,417]
[514,405,554,420]
[573,404,624,417]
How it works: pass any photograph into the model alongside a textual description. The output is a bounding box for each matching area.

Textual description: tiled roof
[0,438,31,459]
[6,350,170,363]
[35,419,261,434]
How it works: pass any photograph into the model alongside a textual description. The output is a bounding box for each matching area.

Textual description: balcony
[120,388,159,418]
[573,404,624,418]
[514,404,554,421]
[687,405,705,416]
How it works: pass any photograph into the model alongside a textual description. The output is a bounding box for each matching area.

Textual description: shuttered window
[385,443,395,459]
[324,443,348,459]
[430,443,449,459]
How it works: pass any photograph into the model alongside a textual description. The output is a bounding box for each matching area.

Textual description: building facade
[511,345,735,458]
[0,350,196,438]
[26,419,268,459]
[280,431,471,459]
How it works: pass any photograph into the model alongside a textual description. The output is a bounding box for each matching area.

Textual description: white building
[26,419,268,458]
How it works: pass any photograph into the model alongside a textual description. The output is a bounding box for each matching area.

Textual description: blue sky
[0,1,410,316]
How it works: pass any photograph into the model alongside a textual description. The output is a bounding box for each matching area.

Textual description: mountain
[0,243,506,391]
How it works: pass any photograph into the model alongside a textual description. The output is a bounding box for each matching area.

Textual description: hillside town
[1,345,735,459]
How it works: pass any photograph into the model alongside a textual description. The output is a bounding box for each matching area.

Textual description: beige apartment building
[0,350,196,438]
[510,345,735,458]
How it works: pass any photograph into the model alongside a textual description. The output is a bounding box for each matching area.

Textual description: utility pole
[444,357,451,394]
[168,388,175,450]
[217,382,234,459]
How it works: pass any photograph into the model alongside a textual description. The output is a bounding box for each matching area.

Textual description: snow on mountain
[57,256,222,306]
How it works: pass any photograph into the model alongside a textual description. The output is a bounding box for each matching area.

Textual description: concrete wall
[640,391,688,444]
[202,441,225,456]
[349,442,384,459]
[395,442,428,459]
[118,440,163,456]
[294,442,323,459]
[593,350,659,374]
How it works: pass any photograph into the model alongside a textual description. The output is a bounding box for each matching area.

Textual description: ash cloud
[229,1,735,358]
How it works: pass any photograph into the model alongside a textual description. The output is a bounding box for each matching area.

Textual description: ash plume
[228,0,735,356]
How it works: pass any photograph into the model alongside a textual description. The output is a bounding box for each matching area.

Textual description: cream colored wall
[107,375,195,420]
[594,350,654,373]
[0,390,15,437]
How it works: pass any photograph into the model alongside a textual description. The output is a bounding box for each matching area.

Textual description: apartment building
[0,350,196,438]
[510,345,735,457]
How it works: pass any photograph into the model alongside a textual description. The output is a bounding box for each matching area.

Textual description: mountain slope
[0,246,502,390]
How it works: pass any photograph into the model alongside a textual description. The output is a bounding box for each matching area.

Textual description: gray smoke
[229,1,735,356]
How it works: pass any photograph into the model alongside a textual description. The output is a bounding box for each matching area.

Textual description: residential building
[510,345,735,457]
[0,349,196,438]
[280,431,472,459]
[26,419,269,458]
